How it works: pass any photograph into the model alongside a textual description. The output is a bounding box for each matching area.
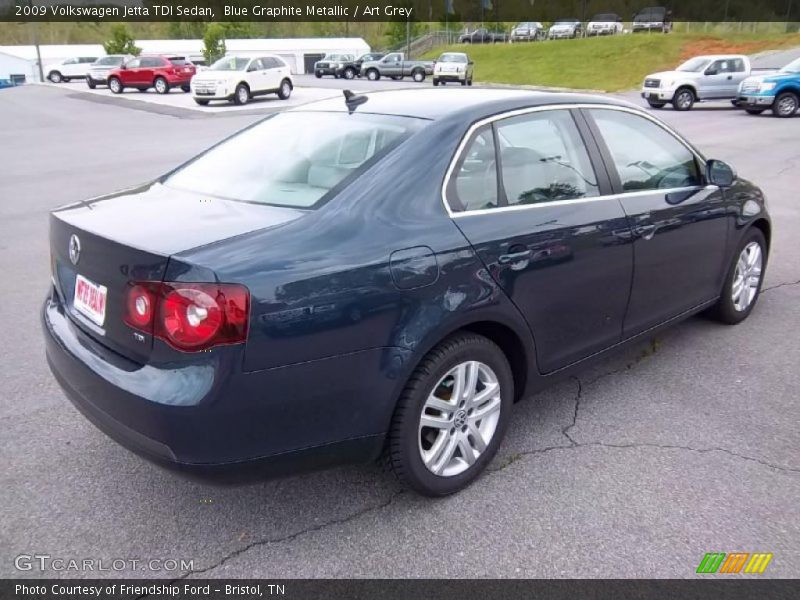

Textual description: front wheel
[343,67,356,80]
[194,99,210,106]
[233,83,249,105]
[647,100,667,109]
[86,79,96,89]
[706,228,767,324]
[48,71,62,83]
[314,71,322,78]
[772,92,798,118]
[108,77,123,94]
[385,333,513,496]
[672,87,695,111]
[432,78,439,87]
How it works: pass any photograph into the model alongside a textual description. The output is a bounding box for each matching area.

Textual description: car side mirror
[707,159,736,187]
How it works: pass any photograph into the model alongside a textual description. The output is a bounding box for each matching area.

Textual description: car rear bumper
[42,292,397,482]
[435,73,466,82]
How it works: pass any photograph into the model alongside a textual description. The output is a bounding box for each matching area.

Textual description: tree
[202,23,227,65]
[103,24,141,56]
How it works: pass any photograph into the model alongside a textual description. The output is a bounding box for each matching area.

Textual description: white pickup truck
[641,54,753,111]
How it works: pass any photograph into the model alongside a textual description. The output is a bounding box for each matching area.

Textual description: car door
[382,53,402,76]
[700,59,735,99]
[583,107,730,338]
[445,107,633,373]
[247,58,266,92]
[261,57,282,90]
[60,58,80,77]
[119,57,140,85]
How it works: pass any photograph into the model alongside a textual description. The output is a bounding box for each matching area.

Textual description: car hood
[550,24,575,30]
[191,71,240,82]
[52,182,307,256]
[756,71,797,83]
[645,70,696,80]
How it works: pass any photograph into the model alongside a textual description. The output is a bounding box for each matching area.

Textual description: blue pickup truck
[736,57,800,117]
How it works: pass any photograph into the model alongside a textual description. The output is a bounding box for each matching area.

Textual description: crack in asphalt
[137,490,404,595]
[763,278,800,293]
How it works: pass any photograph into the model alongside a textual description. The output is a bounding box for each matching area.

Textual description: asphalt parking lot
[1,83,798,579]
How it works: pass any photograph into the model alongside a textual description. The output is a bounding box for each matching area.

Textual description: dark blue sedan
[43,89,771,495]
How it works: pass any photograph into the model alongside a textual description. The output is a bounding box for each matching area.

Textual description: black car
[338,53,386,79]
[43,89,770,496]
[314,53,355,78]
[632,6,672,32]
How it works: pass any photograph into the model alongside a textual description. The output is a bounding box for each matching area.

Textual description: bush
[103,24,141,56]
[202,23,227,65]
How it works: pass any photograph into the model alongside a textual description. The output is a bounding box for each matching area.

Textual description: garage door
[303,54,325,74]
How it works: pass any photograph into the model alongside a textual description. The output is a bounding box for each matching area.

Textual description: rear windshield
[439,54,467,63]
[163,112,423,209]
[169,58,190,66]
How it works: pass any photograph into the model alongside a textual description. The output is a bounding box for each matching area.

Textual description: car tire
[181,85,190,93]
[137,88,148,93]
[672,87,695,111]
[366,69,380,81]
[467,78,473,86]
[706,228,767,325]
[745,108,765,115]
[314,71,322,78]
[108,77,123,94]
[63,77,71,83]
[461,78,467,86]
[647,100,667,109]
[412,70,425,83]
[277,78,292,100]
[233,83,249,105]
[154,76,169,95]
[343,68,356,80]
[433,78,439,87]
[391,75,401,81]
[86,79,96,89]
[385,332,513,496]
[772,91,798,118]
[194,99,210,106]
[48,71,62,83]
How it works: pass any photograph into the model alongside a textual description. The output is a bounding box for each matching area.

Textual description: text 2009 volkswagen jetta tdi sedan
[43,89,770,496]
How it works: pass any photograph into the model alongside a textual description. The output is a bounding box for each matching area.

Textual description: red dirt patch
[679,36,800,62]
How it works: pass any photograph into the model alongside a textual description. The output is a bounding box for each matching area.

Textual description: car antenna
[343,89,368,113]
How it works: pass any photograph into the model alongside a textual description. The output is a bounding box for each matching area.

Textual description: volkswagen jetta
[43,89,771,496]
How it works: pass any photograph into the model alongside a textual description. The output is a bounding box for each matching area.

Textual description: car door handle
[498,249,532,264]
[727,75,733,80]
[633,224,657,240]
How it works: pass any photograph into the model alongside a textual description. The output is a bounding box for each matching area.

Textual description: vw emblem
[68,234,81,266]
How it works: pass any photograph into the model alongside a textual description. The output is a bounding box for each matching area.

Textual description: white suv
[190,54,293,106]
[45,56,98,83]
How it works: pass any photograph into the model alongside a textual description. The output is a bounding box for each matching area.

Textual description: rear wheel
[412,70,425,83]
[181,85,190,93]
[108,77,123,94]
[277,79,292,100]
[433,78,439,87]
[366,69,380,81]
[385,333,513,496]
[706,228,766,324]
[772,91,798,118]
[467,78,473,86]
[153,76,169,95]
[233,83,249,105]
[672,87,695,111]
[745,108,765,115]
[460,78,467,86]
[48,71,62,83]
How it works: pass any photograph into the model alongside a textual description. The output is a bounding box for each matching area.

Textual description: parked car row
[314,52,434,82]
[641,54,799,117]
[467,7,671,44]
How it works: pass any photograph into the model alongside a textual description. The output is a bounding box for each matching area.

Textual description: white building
[0,38,371,81]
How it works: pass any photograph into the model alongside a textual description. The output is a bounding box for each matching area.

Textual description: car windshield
[780,58,800,73]
[94,56,124,66]
[635,9,665,21]
[324,54,349,61]
[210,56,249,71]
[163,112,424,209]
[439,54,467,63]
[593,14,618,21]
[676,57,711,72]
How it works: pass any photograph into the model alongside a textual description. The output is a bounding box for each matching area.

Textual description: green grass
[424,33,800,92]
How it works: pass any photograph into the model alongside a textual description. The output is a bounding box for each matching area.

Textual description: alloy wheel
[155,78,167,94]
[675,90,693,110]
[775,94,798,117]
[238,86,249,104]
[418,361,501,477]
[280,81,291,98]
[732,241,763,312]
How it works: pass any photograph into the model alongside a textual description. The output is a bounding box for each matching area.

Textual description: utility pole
[28,0,44,83]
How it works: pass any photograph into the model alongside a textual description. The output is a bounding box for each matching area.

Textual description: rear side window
[448,125,499,212]
[125,58,141,68]
[495,110,598,205]
[588,109,701,192]
[141,57,164,68]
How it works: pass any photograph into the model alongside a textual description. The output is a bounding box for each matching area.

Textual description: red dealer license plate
[73,274,107,326]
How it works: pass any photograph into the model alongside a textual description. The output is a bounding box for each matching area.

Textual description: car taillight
[123,282,249,352]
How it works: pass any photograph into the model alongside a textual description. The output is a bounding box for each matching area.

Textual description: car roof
[689,54,748,60]
[292,88,636,121]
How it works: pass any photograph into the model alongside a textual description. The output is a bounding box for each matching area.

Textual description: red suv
[107,55,196,95]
